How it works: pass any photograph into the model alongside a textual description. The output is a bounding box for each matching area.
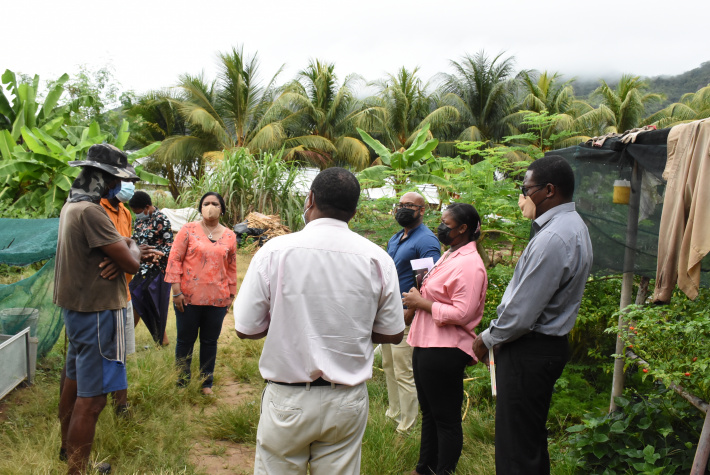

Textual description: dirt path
[189,311,258,475]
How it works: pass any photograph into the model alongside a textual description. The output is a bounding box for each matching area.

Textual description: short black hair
[199,192,226,215]
[528,155,575,199]
[310,167,360,222]
[446,202,481,241]
[129,190,152,209]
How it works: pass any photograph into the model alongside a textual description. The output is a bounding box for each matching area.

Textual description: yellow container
[613,180,631,204]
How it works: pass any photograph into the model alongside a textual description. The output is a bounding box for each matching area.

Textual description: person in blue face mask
[99,175,139,417]
[127,191,174,347]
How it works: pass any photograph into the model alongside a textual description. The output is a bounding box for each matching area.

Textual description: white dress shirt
[234,218,405,386]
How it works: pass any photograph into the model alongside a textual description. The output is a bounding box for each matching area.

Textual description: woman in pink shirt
[165,192,237,395]
[402,202,488,475]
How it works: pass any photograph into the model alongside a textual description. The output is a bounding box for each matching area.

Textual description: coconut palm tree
[367,67,459,150]
[127,90,191,198]
[268,59,375,170]
[438,51,518,142]
[158,46,284,168]
[507,71,592,149]
[574,74,663,136]
[644,84,710,128]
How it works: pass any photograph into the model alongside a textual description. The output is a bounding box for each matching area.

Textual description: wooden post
[609,161,643,412]
[691,406,710,474]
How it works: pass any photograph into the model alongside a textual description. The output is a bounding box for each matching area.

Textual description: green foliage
[178,147,305,230]
[0,68,164,217]
[503,111,579,154]
[567,388,702,474]
[571,276,622,362]
[63,64,137,134]
[357,123,449,192]
[613,287,710,402]
[0,119,163,216]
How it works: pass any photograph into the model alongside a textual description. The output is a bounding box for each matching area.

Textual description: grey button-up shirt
[480,202,593,348]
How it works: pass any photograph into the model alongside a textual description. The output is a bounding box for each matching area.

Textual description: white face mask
[518,194,537,220]
[302,192,313,225]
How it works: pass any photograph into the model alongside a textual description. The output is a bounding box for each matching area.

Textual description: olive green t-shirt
[53,201,127,311]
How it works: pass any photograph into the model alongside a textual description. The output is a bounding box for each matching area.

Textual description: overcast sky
[4,0,708,97]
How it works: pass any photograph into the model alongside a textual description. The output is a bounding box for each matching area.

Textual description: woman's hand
[173,294,185,313]
[402,287,434,315]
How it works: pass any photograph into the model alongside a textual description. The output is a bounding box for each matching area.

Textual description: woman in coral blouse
[402,202,488,475]
[165,192,237,395]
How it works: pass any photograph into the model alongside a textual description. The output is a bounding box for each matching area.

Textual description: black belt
[268,377,334,387]
[519,331,568,341]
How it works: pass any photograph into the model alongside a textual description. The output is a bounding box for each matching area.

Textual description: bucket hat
[69,143,140,181]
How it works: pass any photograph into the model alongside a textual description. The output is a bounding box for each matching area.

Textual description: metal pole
[609,161,643,412]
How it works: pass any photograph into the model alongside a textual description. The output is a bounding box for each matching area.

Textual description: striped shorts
[64,308,128,397]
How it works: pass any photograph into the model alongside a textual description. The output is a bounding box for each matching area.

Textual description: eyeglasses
[519,183,546,197]
[395,202,424,210]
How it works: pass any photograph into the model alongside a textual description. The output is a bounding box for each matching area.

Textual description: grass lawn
[0,250,580,474]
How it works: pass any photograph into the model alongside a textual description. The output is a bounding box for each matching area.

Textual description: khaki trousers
[382,326,418,433]
[254,381,368,475]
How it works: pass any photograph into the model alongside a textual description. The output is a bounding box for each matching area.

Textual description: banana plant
[356,123,450,192]
[0,119,165,216]
[0,69,91,139]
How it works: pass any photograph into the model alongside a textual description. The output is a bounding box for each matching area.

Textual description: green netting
[550,131,710,284]
[0,219,62,358]
[0,219,59,266]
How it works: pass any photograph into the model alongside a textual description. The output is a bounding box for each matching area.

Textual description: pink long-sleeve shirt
[165,222,237,307]
[407,241,487,362]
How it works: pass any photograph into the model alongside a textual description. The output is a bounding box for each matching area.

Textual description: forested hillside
[571,61,710,107]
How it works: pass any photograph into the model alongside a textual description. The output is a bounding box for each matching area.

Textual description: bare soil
[189,311,258,475]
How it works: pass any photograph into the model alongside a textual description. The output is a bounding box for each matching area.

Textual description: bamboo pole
[692,411,710,475]
[609,162,643,412]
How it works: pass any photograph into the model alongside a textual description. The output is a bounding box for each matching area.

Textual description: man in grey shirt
[473,155,593,474]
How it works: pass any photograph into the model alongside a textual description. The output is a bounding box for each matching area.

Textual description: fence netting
[0,219,62,357]
[548,128,710,284]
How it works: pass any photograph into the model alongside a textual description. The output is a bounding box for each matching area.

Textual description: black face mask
[395,207,418,227]
[437,223,457,245]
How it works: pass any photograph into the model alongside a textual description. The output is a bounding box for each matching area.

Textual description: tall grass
[178,148,306,230]
[0,251,582,474]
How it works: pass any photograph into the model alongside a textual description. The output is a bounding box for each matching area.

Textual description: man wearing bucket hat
[54,144,156,475]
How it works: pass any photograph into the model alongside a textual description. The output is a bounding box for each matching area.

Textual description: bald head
[401,192,426,207]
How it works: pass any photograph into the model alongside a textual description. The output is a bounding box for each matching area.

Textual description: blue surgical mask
[106,182,122,199]
[116,181,135,203]
[135,211,149,221]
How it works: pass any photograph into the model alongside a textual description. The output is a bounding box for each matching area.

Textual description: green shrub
[567,388,703,474]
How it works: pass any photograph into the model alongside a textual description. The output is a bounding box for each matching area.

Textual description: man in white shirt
[234,167,404,475]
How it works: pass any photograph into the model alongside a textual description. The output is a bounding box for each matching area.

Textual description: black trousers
[174,304,228,388]
[412,347,471,475]
[495,333,569,475]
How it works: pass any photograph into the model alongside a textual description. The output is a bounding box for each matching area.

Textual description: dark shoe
[95,462,111,474]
